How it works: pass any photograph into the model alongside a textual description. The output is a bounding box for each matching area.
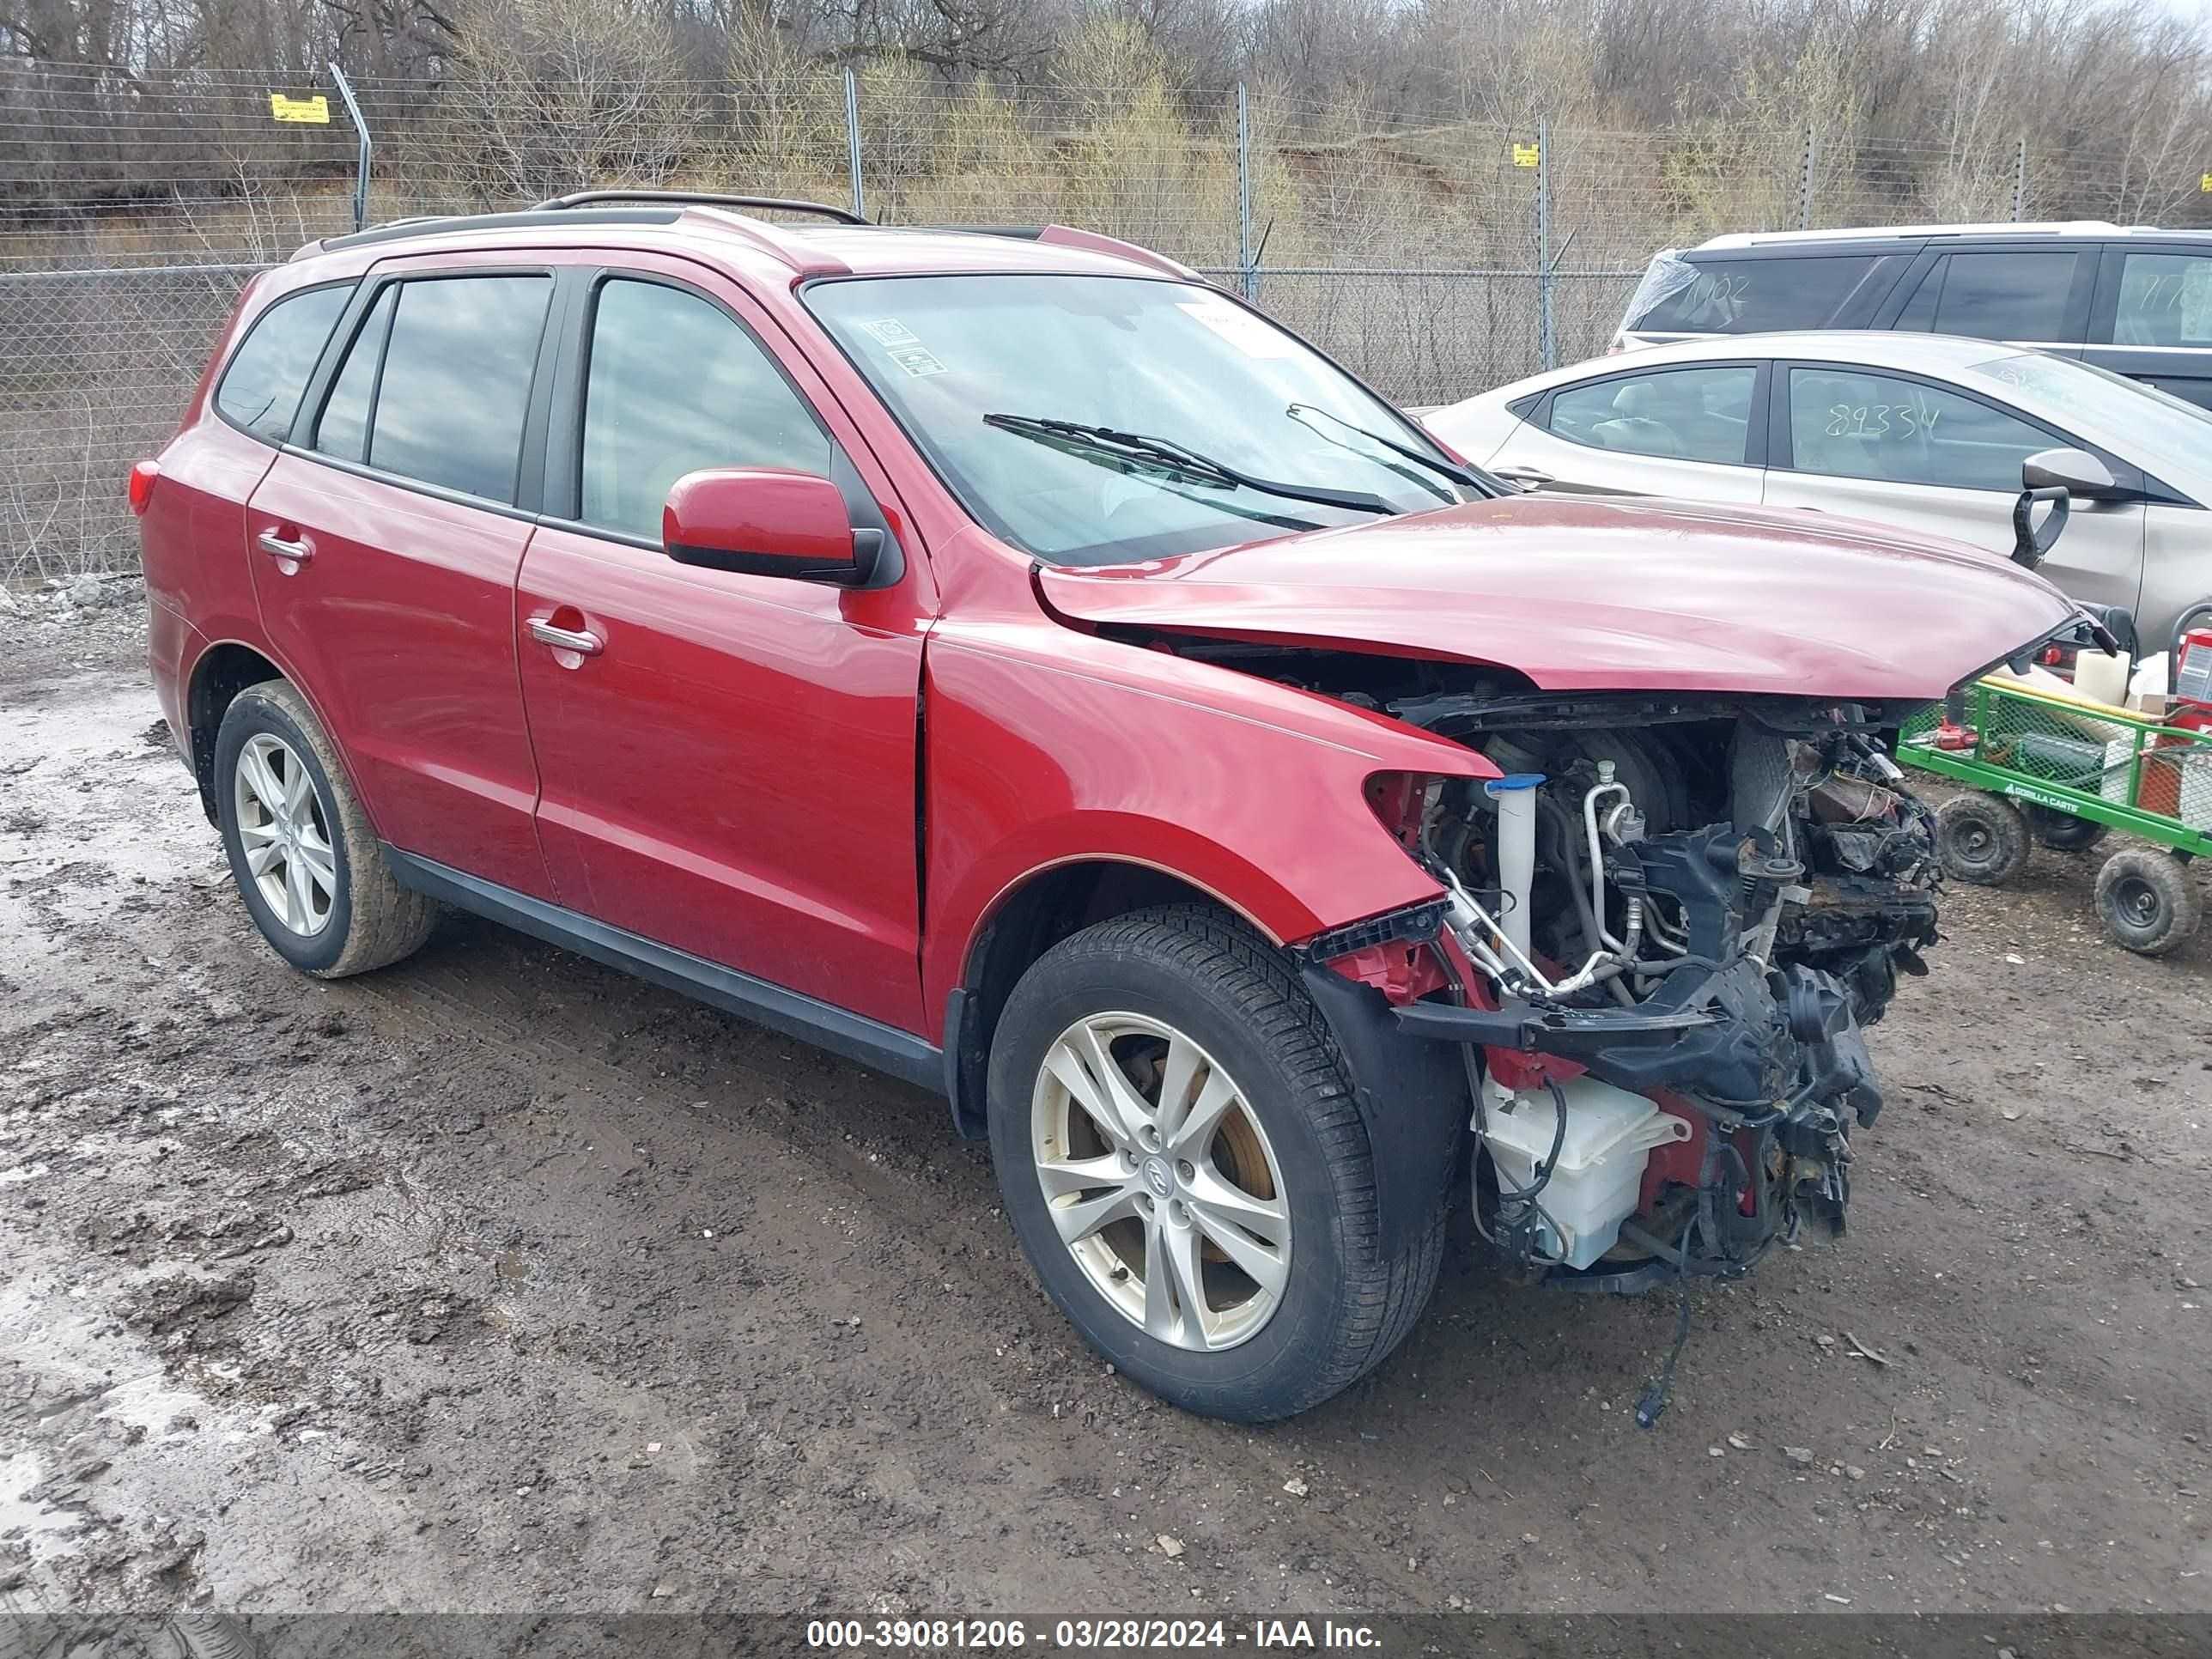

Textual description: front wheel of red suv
[987,905,1443,1422]
[213,679,436,979]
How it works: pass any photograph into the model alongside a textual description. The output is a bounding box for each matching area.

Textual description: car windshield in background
[805,274,1482,564]
[1965,351,2212,489]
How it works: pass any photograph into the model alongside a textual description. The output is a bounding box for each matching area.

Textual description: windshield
[805,274,1486,564]
[1964,351,2212,489]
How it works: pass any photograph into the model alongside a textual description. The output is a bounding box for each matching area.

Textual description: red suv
[139,192,2087,1423]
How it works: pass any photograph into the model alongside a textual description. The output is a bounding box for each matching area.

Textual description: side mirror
[2011,483,2069,570]
[663,467,884,586]
[2022,447,2118,501]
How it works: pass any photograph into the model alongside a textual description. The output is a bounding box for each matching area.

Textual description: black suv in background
[1614,222,2212,410]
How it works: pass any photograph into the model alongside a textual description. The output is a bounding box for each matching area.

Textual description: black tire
[214,679,436,978]
[986,904,1444,1424]
[2024,803,2107,854]
[1936,792,2032,885]
[2094,847,2202,957]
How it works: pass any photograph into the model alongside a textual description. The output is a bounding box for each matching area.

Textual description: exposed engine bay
[1373,686,1938,1288]
[1158,644,1947,1312]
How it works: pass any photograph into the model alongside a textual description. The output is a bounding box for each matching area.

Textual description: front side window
[2113,253,2212,348]
[580,280,831,540]
[1787,366,2052,491]
[805,274,1480,564]
[1546,366,1756,463]
[340,276,553,503]
[215,283,354,441]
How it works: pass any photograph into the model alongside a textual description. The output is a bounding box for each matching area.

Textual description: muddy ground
[2,586,2208,1630]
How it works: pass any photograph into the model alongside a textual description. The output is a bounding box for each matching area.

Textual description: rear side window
[1632,255,1896,333]
[214,283,353,441]
[313,286,395,464]
[579,279,831,540]
[316,275,552,503]
[1547,366,1757,463]
[1898,252,2081,341]
[2113,253,2212,347]
[1786,366,2051,491]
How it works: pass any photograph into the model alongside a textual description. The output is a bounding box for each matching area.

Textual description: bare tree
[438,0,695,204]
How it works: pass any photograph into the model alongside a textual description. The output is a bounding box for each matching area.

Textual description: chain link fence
[6,58,2209,580]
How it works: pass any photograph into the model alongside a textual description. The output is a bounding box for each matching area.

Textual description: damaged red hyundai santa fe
[138,193,2099,1423]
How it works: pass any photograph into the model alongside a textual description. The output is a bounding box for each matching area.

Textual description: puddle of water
[0,1452,76,1546]
[0,673,214,996]
[100,1370,214,1440]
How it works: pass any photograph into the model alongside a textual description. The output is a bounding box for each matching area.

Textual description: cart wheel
[2094,847,2202,957]
[2024,804,2107,854]
[1936,793,2031,885]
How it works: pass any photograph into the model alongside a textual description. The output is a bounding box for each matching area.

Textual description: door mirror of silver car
[2022,447,2119,501]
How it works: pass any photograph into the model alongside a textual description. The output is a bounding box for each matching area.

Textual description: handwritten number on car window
[1823,397,1940,440]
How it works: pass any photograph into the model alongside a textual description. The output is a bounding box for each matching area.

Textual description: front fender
[919,626,1498,1016]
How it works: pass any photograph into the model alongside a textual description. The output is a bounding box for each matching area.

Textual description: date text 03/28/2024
[805,1619,1383,1650]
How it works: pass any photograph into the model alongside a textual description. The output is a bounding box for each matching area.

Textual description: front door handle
[257,529,314,565]
[529,617,604,656]
[1493,466,1553,491]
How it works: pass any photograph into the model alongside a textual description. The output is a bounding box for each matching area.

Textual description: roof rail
[309,205,685,256]
[534,190,868,226]
[920,223,1197,280]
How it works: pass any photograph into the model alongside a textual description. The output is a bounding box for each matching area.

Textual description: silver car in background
[1424,331,2212,653]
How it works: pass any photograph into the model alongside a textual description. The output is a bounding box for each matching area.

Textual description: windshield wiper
[982,413,1398,518]
[1285,403,1499,497]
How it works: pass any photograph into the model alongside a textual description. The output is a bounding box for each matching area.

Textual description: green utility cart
[1897,678,2212,956]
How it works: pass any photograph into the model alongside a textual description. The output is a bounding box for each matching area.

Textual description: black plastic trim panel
[383,848,945,1093]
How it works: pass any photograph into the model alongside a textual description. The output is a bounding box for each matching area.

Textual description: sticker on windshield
[1177,297,1296,359]
[856,317,948,377]
[886,344,947,377]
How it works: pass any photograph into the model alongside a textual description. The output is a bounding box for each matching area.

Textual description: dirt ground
[3,586,2208,1629]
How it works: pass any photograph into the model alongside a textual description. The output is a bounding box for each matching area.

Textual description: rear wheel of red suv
[214,680,436,978]
[987,905,1443,1422]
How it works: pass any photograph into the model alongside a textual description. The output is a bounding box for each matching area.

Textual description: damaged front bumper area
[1395,947,1884,1288]
[1324,692,1955,1304]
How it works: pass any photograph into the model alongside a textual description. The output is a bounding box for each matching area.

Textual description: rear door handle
[529,617,604,656]
[257,529,314,565]
[1493,466,1553,491]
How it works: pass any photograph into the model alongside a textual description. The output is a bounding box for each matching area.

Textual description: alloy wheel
[1029,1012,1290,1352]
[232,732,337,937]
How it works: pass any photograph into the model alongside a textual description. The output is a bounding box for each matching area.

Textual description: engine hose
[1545,799,1638,1009]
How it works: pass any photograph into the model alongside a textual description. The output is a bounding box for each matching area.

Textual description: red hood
[1036,496,2083,700]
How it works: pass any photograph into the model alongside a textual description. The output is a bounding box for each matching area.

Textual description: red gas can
[2139,629,2212,821]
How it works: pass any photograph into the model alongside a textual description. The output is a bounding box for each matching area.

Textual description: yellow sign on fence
[2202,172,2212,192]
[269,94,330,125]
[1512,143,1541,169]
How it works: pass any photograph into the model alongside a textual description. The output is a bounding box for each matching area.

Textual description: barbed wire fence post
[1798,124,1820,230]
[1236,83,1256,302]
[328,63,371,232]
[1535,117,1556,371]
[843,67,866,222]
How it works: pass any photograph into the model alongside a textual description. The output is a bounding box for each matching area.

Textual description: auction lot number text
[806,1619,1382,1650]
